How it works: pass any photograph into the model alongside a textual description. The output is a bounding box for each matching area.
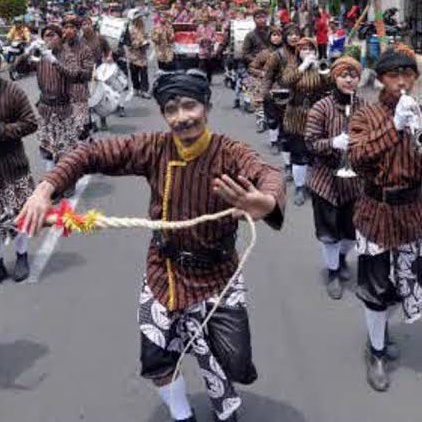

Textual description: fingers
[237,175,256,192]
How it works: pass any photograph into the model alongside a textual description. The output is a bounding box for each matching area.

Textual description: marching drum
[98,16,129,52]
[88,81,120,117]
[96,63,128,93]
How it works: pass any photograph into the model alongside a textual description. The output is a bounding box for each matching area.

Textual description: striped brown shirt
[0,78,37,185]
[62,39,95,103]
[305,93,364,205]
[348,91,422,248]
[43,132,286,310]
[282,66,331,136]
[262,46,297,95]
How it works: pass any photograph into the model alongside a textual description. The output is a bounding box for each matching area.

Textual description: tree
[0,0,27,23]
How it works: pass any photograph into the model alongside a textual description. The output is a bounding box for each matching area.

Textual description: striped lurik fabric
[44,132,286,310]
[305,93,364,205]
[0,79,37,185]
[282,66,331,136]
[348,91,422,248]
[62,40,95,103]
[262,47,296,95]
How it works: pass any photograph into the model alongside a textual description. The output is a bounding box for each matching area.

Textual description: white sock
[15,233,28,255]
[268,128,279,144]
[340,239,355,256]
[281,151,291,166]
[322,242,341,270]
[44,159,54,173]
[364,307,388,351]
[157,376,192,420]
[292,164,307,187]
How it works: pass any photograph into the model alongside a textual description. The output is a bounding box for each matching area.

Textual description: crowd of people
[0,0,422,421]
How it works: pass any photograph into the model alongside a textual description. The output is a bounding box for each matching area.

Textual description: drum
[230,18,255,59]
[88,81,120,117]
[96,63,128,93]
[98,16,129,52]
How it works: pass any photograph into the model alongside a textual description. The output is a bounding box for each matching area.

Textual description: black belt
[364,183,422,205]
[152,231,236,270]
[39,95,69,107]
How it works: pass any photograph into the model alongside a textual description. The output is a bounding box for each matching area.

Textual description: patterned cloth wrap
[138,273,250,420]
[357,231,422,323]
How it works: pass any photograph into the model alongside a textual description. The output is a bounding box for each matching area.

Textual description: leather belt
[152,231,236,270]
[39,94,69,107]
[364,183,422,205]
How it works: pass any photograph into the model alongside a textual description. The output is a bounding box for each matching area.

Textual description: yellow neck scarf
[173,128,212,162]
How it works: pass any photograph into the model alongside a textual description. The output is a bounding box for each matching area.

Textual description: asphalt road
[0,70,422,422]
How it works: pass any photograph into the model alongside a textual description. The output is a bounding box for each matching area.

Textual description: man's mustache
[173,120,197,132]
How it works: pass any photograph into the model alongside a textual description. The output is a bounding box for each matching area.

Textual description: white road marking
[26,175,92,284]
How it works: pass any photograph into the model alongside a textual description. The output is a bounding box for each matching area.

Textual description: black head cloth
[152,69,212,108]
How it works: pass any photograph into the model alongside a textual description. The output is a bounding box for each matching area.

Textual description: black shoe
[338,253,352,281]
[214,411,238,422]
[294,186,306,206]
[13,253,30,283]
[284,165,293,183]
[365,347,390,392]
[233,99,240,109]
[0,259,8,282]
[326,269,343,300]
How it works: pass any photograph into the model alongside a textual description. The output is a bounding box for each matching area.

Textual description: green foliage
[0,0,27,22]
[345,43,361,62]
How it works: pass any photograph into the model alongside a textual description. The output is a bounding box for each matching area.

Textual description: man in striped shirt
[305,56,364,300]
[348,44,422,393]
[18,69,285,422]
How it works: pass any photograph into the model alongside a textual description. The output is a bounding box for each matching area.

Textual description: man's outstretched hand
[16,181,55,237]
[213,175,276,220]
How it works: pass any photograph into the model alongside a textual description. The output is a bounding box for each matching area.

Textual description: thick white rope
[48,207,257,411]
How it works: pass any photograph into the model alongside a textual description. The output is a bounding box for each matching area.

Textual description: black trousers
[130,63,149,92]
[198,58,214,83]
[318,44,328,59]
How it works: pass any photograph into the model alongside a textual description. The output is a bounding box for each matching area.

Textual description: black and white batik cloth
[138,274,248,421]
[357,231,422,323]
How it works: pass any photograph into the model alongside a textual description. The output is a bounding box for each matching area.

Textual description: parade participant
[81,16,112,67]
[30,25,80,199]
[152,12,175,71]
[348,44,422,392]
[80,16,113,131]
[282,37,331,206]
[61,15,95,153]
[18,69,285,422]
[242,8,270,66]
[232,8,270,109]
[0,72,37,283]
[197,10,217,83]
[126,12,151,98]
[262,23,300,172]
[305,56,363,299]
[248,26,283,133]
